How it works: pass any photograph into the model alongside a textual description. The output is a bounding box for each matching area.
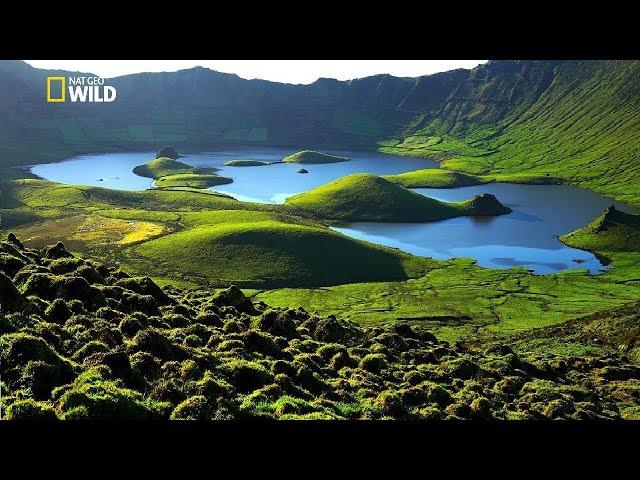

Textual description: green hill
[560,206,640,253]
[383,169,485,188]
[133,158,196,179]
[223,160,271,167]
[132,157,231,189]
[154,173,232,188]
[131,211,433,288]
[285,174,510,222]
[282,150,349,164]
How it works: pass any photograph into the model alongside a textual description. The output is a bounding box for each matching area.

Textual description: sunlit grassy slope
[286,173,510,222]
[381,61,640,207]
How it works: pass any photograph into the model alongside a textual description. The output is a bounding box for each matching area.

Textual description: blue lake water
[30,148,636,275]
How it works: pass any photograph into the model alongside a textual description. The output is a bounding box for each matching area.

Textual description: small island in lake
[134,147,232,189]
[223,159,271,167]
[282,150,349,164]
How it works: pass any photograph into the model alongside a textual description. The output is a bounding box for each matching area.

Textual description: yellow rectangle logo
[46,77,66,103]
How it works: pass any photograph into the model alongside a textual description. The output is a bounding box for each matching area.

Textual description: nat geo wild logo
[46,76,117,103]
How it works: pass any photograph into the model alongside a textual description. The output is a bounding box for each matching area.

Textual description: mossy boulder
[45,299,72,324]
[0,272,28,312]
[118,292,160,317]
[359,353,388,374]
[221,360,274,393]
[439,358,481,380]
[130,329,174,360]
[115,277,173,305]
[1,333,75,399]
[4,399,58,420]
[49,257,85,275]
[44,241,73,260]
[371,390,407,418]
[213,286,256,315]
[0,252,26,277]
[72,340,110,361]
[170,395,211,420]
[57,376,169,419]
[258,310,298,338]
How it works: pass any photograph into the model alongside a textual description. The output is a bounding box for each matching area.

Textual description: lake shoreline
[26,147,637,276]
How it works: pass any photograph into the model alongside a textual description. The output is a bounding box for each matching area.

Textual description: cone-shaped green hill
[560,206,640,253]
[131,211,434,288]
[285,173,511,222]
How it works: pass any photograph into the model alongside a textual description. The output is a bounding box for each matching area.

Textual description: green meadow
[3,160,640,344]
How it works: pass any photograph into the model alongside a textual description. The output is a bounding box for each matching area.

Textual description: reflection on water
[30,148,637,275]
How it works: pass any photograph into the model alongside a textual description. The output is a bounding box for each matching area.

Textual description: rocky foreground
[1,234,639,420]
